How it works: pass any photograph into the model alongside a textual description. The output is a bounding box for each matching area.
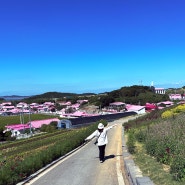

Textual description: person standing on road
[85,122,117,163]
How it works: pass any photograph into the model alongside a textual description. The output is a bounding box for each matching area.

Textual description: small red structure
[145,103,157,110]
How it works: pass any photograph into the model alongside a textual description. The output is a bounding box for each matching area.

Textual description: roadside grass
[133,142,184,185]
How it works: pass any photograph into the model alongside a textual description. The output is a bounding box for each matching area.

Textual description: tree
[99,95,114,107]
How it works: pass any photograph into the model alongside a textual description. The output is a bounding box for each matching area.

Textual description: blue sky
[0,0,185,96]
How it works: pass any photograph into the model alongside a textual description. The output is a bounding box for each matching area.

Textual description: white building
[155,88,166,94]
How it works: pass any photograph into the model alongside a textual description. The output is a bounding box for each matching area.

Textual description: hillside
[1,85,170,107]
[21,92,96,103]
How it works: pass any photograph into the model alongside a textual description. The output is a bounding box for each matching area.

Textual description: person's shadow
[95,154,122,161]
[104,154,122,161]
[104,154,115,160]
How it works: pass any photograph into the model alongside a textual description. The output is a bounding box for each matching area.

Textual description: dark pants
[98,144,106,161]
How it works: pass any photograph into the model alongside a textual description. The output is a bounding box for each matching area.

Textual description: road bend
[24,118,130,185]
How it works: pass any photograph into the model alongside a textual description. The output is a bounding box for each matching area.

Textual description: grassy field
[0,114,58,128]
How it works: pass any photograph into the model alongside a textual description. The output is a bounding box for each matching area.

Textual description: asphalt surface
[23,119,131,185]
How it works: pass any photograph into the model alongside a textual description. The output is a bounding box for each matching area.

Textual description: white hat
[98,123,104,129]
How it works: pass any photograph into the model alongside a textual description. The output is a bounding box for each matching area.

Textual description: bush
[50,121,58,127]
[161,110,173,119]
[161,104,185,119]
[155,137,176,165]
[171,154,185,181]
[40,124,56,133]
[135,129,147,142]
[174,104,185,113]
[145,137,158,156]
[127,129,136,154]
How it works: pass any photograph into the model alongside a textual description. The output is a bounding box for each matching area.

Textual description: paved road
[24,119,131,185]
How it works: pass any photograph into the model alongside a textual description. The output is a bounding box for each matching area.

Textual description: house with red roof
[145,103,157,111]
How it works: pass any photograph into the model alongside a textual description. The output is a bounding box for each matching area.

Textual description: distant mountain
[0,85,172,106]
[0,95,30,101]
[24,91,96,100]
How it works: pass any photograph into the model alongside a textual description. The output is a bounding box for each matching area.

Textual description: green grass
[133,142,185,185]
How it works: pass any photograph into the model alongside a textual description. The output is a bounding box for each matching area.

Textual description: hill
[22,91,96,103]
[2,85,170,106]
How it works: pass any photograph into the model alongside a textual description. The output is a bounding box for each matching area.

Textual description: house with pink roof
[62,111,99,118]
[1,102,12,106]
[9,108,20,114]
[16,102,28,109]
[4,124,31,137]
[169,94,184,100]
[1,105,15,111]
[109,102,126,112]
[4,118,60,137]
[59,101,71,106]
[77,100,88,104]
[126,104,146,114]
[157,101,174,107]
[0,104,23,115]
[30,103,39,106]
[70,103,80,109]
[44,102,55,106]
[30,118,60,128]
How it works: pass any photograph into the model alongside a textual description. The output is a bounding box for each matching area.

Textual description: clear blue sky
[0,0,185,96]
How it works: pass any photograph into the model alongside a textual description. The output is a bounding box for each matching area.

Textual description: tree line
[1,85,170,108]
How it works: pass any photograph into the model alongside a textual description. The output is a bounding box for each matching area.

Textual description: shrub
[171,154,185,181]
[127,129,136,154]
[174,104,185,113]
[161,110,173,119]
[161,104,185,119]
[0,166,13,185]
[154,137,176,165]
[145,137,159,156]
[50,121,58,127]
[135,129,147,142]
[40,124,56,133]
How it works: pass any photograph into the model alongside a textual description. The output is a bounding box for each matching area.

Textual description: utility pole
[139,80,143,86]
[28,105,32,135]
[20,105,25,135]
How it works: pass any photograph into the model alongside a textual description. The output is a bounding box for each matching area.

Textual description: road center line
[116,126,125,185]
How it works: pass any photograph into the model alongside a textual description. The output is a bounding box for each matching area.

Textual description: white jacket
[85,125,115,146]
